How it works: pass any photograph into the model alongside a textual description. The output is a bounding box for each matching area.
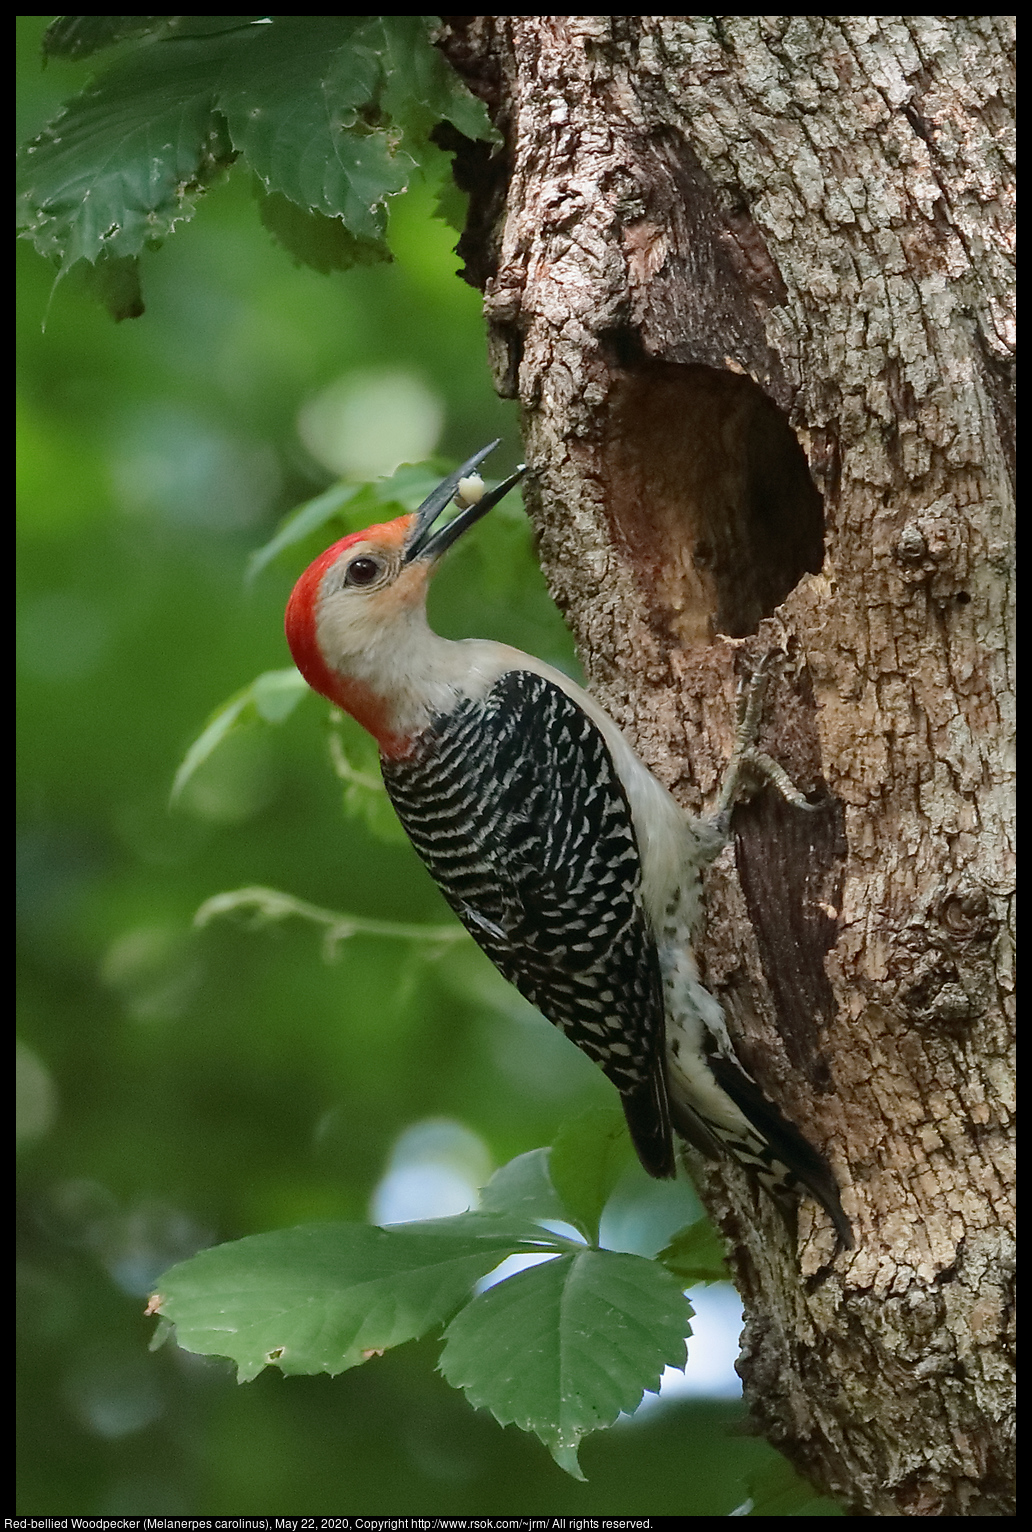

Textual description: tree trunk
[435,15,1014,1517]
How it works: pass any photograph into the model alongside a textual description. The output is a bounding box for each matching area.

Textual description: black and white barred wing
[381,669,674,1177]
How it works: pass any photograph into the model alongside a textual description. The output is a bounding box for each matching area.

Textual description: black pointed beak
[403,440,528,565]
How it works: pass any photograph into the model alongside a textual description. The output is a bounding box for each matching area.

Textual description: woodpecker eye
[344,556,382,587]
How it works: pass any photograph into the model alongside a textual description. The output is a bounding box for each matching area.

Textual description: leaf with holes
[19,16,496,282]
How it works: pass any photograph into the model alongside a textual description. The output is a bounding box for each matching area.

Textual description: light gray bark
[436,15,1014,1515]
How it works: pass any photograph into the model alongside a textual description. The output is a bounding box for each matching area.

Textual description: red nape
[284,521,415,758]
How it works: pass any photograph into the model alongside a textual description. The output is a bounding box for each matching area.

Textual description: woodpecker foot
[712,651,818,833]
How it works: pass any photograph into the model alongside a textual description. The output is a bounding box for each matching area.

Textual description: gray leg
[712,652,819,833]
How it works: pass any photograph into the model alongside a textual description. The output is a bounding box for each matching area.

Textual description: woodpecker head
[285,441,527,755]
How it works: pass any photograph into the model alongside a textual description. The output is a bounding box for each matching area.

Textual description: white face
[315,533,433,673]
[320,536,403,599]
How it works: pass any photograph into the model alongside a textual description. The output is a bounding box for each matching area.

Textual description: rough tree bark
[434,15,1014,1517]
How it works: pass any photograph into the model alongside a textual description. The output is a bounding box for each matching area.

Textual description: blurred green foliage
[16,14,834,1516]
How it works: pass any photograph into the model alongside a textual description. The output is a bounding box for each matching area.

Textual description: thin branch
[194,885,467,963]
[328,718,384,791]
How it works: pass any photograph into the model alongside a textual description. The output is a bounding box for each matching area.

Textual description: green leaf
[432,171,471,236]
[440,1249,692,1478]
[214,18,410,245]
[340,777,406,845]
[736,1455,845,1517]
[245,482,365,583]
[257,188,390,275]
[80,252,144,321]
[250,669,310,725]
[43,16,172,62]
[656,1216,729,1285]
[549,1106,637,1245]
[20,17,497,291]
[18,31,237,275]
[246,455,510,584]
[324,712,408,846]
[370,461,456,509]
[478,1148,569,1226]
[381,1210,579,1250]
[42,18,271,64]
[376,16,498,145]
[171,669,308,803]
[154,1215,561,1383]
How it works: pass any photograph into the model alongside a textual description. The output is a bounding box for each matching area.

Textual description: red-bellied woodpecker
[286,441,853,1248]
